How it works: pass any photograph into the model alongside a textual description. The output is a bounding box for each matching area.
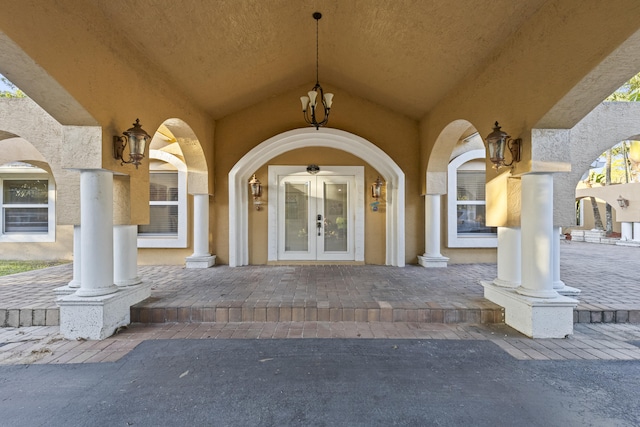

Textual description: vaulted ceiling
[90,0,547,120]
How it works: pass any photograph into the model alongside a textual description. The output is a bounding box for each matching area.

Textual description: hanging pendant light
[300,12,333,130]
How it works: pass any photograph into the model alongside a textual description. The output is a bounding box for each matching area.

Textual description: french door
[277,173,355,261]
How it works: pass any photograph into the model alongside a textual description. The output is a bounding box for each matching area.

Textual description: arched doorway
[229,128,405,266]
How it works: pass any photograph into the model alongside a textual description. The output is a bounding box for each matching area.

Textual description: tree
[0,75,26,98]
[606,72,640,101]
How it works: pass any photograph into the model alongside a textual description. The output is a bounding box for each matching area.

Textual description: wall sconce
[484,122,522,170]
[249,174,263,210]
[113,119,152,169]
[617,195,629,209]
[371,176,383,199]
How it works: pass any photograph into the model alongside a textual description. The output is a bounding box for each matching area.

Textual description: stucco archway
[160,118,209,194]
[426,119,478,195]
[229,128,405,267]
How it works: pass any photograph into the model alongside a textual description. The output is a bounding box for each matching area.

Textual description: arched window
[447,149,497,248]
[137,150,187,248]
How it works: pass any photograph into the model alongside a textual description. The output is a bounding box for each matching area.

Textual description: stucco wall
[214,85,421,265]
[0,3,215,228]
[0,225,73,261]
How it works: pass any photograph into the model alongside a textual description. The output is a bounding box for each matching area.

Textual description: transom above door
[268,166,365,262]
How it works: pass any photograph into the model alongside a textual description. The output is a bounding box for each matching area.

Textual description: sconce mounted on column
[617,195,629,209]
[484,122,522,170]
[249,174,263,210]
[371,176,383,199]
[113,119,152,169]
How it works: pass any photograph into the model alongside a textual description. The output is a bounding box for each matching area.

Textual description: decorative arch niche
[228,128,405,267]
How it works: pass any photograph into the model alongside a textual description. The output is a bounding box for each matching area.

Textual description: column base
[553,281,582,296]
[417,255,449,268]
[186,254,216,269]
[481,281,578,338]
[492,278,520,288]
[57,282,151,340]
[115,277,142,287]
[53,285,77,296]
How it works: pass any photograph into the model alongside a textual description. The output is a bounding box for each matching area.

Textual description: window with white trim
[447,149,497,248]
[139,172,179,235]
[0,164,55,243]
[137,151,187,248]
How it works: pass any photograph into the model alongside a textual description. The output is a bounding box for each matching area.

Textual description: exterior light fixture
[371,176,383,199]
[113,119,152,169]
[300,12,334,130]
[249,174,263,210]
[617,195,629,208]
[306,164,320,175]
[484,122,522,170]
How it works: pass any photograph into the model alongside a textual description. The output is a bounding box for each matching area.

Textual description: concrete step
[130,304,505,324]
[3,306,640,328]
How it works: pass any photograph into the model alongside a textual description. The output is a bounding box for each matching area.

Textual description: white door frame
[268,165,364,262]
[228,128,405,267]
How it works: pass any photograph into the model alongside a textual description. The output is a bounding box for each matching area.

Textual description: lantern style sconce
[371,176,383,199]
[113,119,152,169]
[617,195,629,209]
[307,164,320,175]
[249,174,263,210]
[484,122,522,170]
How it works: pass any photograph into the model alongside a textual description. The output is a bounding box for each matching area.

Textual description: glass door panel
[284,182,309,251]
[277,172,355,261]
[278,177,315,260]
[322,182,348,252]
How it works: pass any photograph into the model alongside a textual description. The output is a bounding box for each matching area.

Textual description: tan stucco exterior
[1,1,640,265]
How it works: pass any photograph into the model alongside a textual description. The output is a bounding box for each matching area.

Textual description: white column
[634,222,640,241]
[518,174,559,299]
[113,225,141,286]
[68,225,81,288]
[186,193,216,268]
[621,222,633,241]
[418,194,448,268]
[192,193,210,257]
[493,226,521,288]
[75,170,118,297]
[552,227,565,290]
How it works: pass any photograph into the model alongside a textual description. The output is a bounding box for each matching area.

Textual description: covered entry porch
[131,264,502,325]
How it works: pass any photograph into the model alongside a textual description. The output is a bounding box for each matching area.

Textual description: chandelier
[300,12,334,130]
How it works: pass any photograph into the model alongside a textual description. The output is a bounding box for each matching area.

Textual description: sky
[0,73,19,92]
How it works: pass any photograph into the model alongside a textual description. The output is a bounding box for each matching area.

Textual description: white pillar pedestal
[621,222,633,241]
[482,283,577,338]
[633,222,640,241]
[493,227,521,288]
[418,194,449,268]
[58,170,150,340]
[482,174,577,338]
[186,193,216,268]
[114,225,142,286]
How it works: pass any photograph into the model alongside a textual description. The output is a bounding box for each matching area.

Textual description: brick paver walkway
[1,241,640,364]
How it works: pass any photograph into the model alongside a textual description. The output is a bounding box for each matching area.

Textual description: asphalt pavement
[1,338,639,426]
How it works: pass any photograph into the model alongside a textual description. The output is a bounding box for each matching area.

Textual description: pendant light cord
[315,16,319,84]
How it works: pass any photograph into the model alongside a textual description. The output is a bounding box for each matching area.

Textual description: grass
[0,260,69,276]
